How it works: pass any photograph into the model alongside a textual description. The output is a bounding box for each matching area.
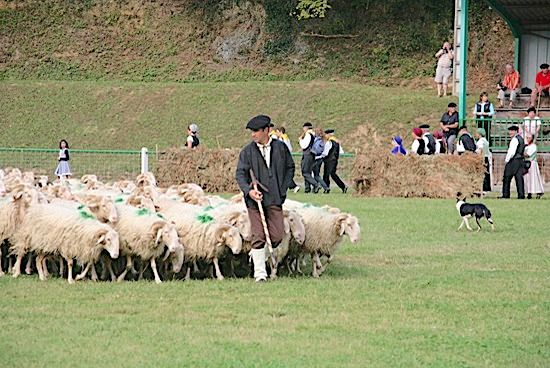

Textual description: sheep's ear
[151,221,165,244]
[96,229,108,244]
[336,214,348,236]
[215,225,230,245]
[227,212,239,226]
[13,191,24,200]
[283,209,289,217]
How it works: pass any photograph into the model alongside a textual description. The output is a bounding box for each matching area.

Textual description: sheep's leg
[130,260,139,276]
[67,258,74,284]
[41,256,50,278]
[150,258,162,284]
[0,247,4,276]
[319,254,334,274]
[138,262,147,281]
[24,254,33,275]
[100,256,109,280]
[105,259,117,282]
[269,253,278,279]
[12,254,23,278]
[91,264,99,282]
[36,254,46,281]
[116,255,132,282]
[75,263,92,281]
[212,257,224,281]
[8,256,13,274]
[185,264,191,281]
[59,257,65,277]
[311,252,320,278]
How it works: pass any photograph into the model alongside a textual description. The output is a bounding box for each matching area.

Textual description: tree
[294,0,332,19]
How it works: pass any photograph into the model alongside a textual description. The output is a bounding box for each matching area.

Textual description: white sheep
[10,203,120,284]
[114,204,182,284]
[269,208,306,278]
[288,205,360,277]
[160,202,242,280]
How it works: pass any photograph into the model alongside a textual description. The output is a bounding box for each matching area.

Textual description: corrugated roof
[494,0,550,32]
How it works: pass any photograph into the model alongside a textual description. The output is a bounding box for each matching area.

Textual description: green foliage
[0,196,548,367]
[294,0,332,19]
[263,0,297,56]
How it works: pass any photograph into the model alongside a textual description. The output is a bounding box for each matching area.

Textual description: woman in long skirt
[524,134,544,199]
[475,128,491,193]
[55,139,72,180]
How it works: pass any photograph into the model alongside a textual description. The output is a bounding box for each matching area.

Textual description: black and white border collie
[456,192,495,232]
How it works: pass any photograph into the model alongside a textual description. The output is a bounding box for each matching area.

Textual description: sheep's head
[85,195,118,223]
[127,195,157,212]
[215,224,242,255]
[336,213,360,244]
[136,172,157,188]
[81,174,101,190]
[96,228,119,259]
[284,209,306,245]
[226,210,252,242]
[36,175,49,188]
[12,184,40,207]
[171,245,184,273]
[152,221,181,254]
[0,180,6,197]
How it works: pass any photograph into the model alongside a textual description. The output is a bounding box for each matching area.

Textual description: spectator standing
[419,124,436,155]
[271,126,299,193]
[475,128,491,193]
[55,139,72,180]
[299,122,319,193]
[530,63,550,107]
[434,42,454,97]
[391,136,407,155]
[497,64,520,108]
[186,124,200,149]
[440,102,460,154]
[322,129,348,193]
[311,128,329,194]
[523,133,544,199]
[501,126,525,199]
[277,127,293,152]
[523,107,541,139]
[456,126,476,155]
[472,92,495,145]
[410,128,425,155]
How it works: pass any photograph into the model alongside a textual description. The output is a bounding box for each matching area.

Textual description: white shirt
[523,116,541,136]
[316,140,331,160]
[476,137,490,158]
[435,140,442,155]
[411,140,420,154]
[256,138,272,168]
[299,131,313,150]
[505,135,519,163]
[422,133,432,153]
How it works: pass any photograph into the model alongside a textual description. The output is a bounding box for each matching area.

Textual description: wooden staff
[249,170,276,263]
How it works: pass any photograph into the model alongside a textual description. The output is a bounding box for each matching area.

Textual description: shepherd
[236,115,295,282]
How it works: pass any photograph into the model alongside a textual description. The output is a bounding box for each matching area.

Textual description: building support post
[458,0,469,123]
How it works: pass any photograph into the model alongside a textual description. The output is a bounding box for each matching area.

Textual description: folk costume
[473,99,494,144]
[524,142,544,198]
[299,123,318,193]
[322,129,347,193]
[411,128,425,155]
[236,115,295,282]
[475,128,492,192]
[502,126,525,199]
[55,148,71,177]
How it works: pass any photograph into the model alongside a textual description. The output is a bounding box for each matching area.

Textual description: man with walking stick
[236,115,295,282]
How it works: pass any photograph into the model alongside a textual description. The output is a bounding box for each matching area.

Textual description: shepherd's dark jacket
[236,139,295,209]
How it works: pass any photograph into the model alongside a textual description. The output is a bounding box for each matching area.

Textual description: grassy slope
[0,80,458,150]
[0,195,548,367]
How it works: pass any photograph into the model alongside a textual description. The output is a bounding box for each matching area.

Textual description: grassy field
[0,194,547,367]
[0,80,456,151]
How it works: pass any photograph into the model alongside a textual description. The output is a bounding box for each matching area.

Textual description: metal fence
[462,118,550,151]
[0,147,156,181]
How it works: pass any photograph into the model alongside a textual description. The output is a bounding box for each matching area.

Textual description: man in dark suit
[501,125,525,199]
[236,115,295,282]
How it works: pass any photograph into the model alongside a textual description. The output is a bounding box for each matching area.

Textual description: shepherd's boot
[250,248,267,283]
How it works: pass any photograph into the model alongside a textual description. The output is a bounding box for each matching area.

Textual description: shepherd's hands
[249,189,263,201]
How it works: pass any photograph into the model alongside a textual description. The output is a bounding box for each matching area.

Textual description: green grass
[1,195,548,367]
[0,80,455,150]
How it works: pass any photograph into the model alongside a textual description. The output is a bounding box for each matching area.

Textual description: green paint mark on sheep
[136,208,151,216]
[156,213,166,220]
[77,204,85,210]
[79,210,95,220]
[114,197,125,203]
[196,214,214,224]
[302,203,312,208]
[203,205,215,211]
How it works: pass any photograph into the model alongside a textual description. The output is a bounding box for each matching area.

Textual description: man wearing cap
[236,115,295,282]
[321,129,348,193]
[530,63,550,107]
[440,103,460,154]
[419,124,436,155]
[186,123,200,149]
[298,122,319,193]
[501,125,525,199]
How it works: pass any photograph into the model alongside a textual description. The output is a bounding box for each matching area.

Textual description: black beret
[303,122,313,128]
[508,125,519,131]
[419,124,430,129]
[459,125,468,130]
[246,115,271,130]
[540,63,549,69]
[448,102,457,108]
[324,129,334,134]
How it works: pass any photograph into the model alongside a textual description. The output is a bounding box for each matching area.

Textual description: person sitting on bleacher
[440,102,459,154]
[497,64,520,108]
[523,107,541,140]
[456,126,476,155]
[530,63,550,108]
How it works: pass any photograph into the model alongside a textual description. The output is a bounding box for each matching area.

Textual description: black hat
[508,125,519,131]
[419,124,430,129]
[324,129,334,134]
[303,122,313,128]
[540,63,549,69]
[459,125,468,130]
[246,115,271,130]
[268,122,275,128]
[448,102,457,108]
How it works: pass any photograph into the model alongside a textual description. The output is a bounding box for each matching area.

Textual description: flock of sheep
[0,168,361,283]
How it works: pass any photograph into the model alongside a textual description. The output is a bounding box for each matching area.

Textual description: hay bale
[155,148,240,193]
[352,152,485,198]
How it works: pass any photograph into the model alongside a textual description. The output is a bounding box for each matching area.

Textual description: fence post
[140,147,148,173]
